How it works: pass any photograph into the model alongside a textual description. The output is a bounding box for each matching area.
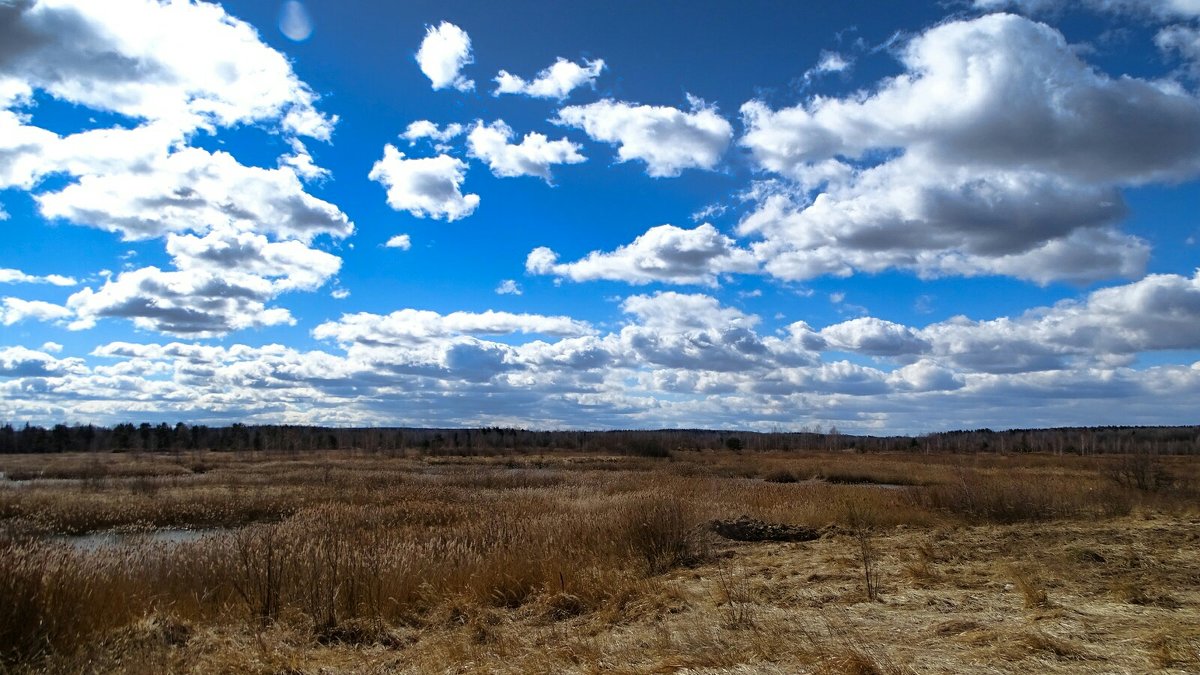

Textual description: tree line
[0,422,1196,455]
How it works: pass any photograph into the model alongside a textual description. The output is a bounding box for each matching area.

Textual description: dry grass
[0,448,1197,672]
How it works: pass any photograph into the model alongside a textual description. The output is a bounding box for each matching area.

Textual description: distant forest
[1,423,1197,455]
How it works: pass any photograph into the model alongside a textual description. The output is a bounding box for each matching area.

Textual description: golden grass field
[1,448,1197,673]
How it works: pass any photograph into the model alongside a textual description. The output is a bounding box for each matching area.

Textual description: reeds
[0,448,1195,671]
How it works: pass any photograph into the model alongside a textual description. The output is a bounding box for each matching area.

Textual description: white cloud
[165,228,341,292]
[555,96,733,177]
[621,292,758,332]
[279,138,328,181]
[615,292,813,373]
[416,21,474,92]
[401,120,465,150]
[742,16,1200,184]
[0,297,71,326]
[369,145,480,221]
[738,14,1200,283]
[55,225,340,337]
[815,51,851,73]
[385,234,412,250]
[36,147,352,242]
[819,317,931,356]
[495,279,522,295]
[494,57,605,100]
[803,51,853,82]
[0,268,76,286]
[1158,25,1200,76]
[5,283,1200,432]
[0,0,334,138]
[331,288,349,299]
[466,120,585,181]
[800,271,1200,375]
[0,346,84,377]
[921,270,1200,372]
[527,223,758,286]
[888,359,965,393]
[974,0,1200,19]
[313,309,595,347]
[66,266,295,336]
[0,0,352,338]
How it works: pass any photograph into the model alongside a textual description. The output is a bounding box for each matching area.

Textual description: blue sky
[2,0,1199,433]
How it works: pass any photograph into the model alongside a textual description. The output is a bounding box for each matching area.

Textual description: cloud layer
[5,274,1200,431]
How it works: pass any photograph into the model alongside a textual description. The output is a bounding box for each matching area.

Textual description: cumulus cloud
[527,223,758,286]
[0,0,351,337]
[494,57,605,99]
[36,147,352,242]
[888,359,965,393]
[0,346,83,377]
[165,228,341,292]
[465,120,585,181]
[313,309,595,347]
[369,145,479,221]
[66,266,295,336]
[385,234,412,250]
[0,268,76,286]
[621,291,757,332]
[738,14,1200,283]
[495,279,522,295]
[416,21,474,92]
[615,292,812,372]
[46,216,345,338]
[922,270,1200,371]
[0,0,333,138]
[0,297,71,326]
[974,0,1200,19]
[742,16,1200,184]
[1158,25,1200,76]
[819,317,931,356]
[401,120,465,150]
[555,96,733,177]
[800,271,1200,375]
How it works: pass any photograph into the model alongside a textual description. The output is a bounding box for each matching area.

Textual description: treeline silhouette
[1,422,1197,455]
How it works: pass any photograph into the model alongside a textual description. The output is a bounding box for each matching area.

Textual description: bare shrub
[713,560,756,629]
[1106,449,1173,492]
[845,503,881,602]
[618,494,705,575]
[228,525,287,627]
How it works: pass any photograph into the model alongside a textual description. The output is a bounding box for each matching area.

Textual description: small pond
[52,528,227,550]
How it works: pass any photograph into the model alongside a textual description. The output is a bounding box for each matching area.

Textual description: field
[1,447,1198,673]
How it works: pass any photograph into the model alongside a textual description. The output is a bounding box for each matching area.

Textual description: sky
[1,0,1200,434]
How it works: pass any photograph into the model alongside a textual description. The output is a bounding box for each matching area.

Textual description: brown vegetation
[0,447,1197,672]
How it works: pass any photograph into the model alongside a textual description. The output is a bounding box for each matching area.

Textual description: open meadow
[1,446,1198,674]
